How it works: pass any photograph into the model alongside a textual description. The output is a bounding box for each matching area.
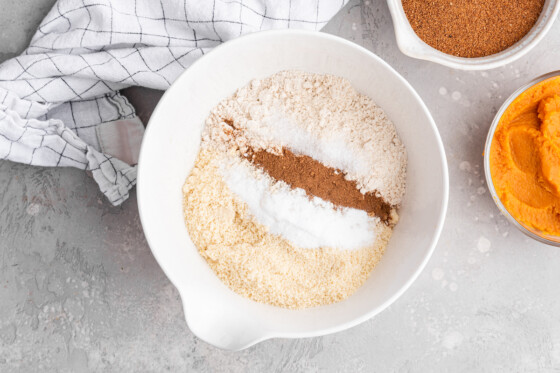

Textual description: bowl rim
[483,70,560,246]
[387,0,560,70]
[137,29,449,347]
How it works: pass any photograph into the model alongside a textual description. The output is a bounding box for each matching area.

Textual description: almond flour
[183,148,390,309]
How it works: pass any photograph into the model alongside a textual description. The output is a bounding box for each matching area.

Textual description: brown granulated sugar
[182,148,390,309]
[246,147,393,222]
[402,0,545,58]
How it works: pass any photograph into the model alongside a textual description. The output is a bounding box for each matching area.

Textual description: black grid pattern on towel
[0,0,348,205]
[1,0,345,103]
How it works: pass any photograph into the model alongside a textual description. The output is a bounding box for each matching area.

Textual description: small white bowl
[387,0,560,70]
[137,30,448,350]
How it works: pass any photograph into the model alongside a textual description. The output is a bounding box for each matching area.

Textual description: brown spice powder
[246,147,393,222]
[402,0,545,58]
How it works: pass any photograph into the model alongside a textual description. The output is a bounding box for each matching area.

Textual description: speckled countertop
[2,1,560,372]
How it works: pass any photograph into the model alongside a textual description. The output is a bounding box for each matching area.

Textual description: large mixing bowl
[137,30,448,350]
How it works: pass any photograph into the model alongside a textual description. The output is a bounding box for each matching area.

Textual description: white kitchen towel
[0,0,348,205]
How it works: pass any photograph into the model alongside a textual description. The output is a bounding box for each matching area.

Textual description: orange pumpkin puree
[490,76,560,235]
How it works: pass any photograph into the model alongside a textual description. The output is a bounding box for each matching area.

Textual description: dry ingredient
[205,71,407,205]
[184,148,389,309]
[246,147,392,221]
[184,71,407,309]
[402,0,545,58]
[222,152,380,250]
[490,76,560,235]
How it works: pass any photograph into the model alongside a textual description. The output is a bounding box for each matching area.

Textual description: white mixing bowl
[137,30,448,350]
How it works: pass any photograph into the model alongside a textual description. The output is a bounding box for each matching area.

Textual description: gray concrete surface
[0,0,57,61]
[2,0,560,371]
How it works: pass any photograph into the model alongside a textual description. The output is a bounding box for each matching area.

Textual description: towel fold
[0,0,347,205]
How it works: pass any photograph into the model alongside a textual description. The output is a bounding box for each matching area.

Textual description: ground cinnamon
[402,0,545,58]
[245,147,392,222]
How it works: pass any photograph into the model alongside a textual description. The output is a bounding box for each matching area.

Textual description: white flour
[204,70,407,205]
